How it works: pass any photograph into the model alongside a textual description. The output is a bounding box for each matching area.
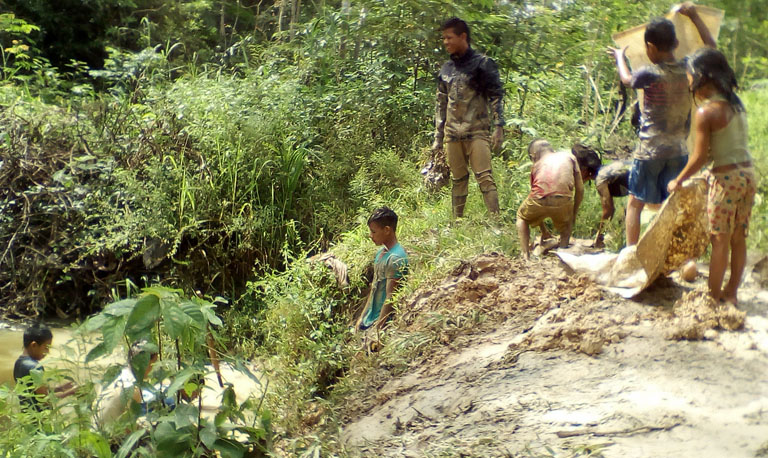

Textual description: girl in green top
[668,48,756,305]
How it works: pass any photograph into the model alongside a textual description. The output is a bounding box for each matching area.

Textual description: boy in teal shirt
[357,207,408,331]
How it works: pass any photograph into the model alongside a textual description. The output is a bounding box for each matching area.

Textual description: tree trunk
[277,0,285,39]
[220,1,227,42]
[289,0,300,41]
[352,6,366,61]
[339,0,351,58]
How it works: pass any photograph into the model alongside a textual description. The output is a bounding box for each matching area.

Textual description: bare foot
[721,295,738,306]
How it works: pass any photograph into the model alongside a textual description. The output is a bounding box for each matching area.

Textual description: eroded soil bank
[341,254,768,457]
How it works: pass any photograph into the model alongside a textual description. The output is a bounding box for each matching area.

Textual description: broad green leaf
[82,313,108,333]
[222,385,236,409]
[142,286,183,299]
[154,421,193,455]
[201,304,223,327]
[199,422,218,449]
[125,294,160,340]
[103,298,138,317]
[102,315,126,352]
[164,366,197,399]
[213,438,246,458]
[215,411,228,428]
[75,431,111,458]
[161,301,193,340]
[115,428,146,458]
[85,342,109,364]
[102,364,123,386]
[173,403,198,429]
[130,351,151,386]
[180,301,205,328]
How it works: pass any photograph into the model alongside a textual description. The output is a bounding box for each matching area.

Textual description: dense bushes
[2,0,766,318]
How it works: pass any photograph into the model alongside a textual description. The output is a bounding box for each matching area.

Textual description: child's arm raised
[606,46,632,87]
[678,2,717,48]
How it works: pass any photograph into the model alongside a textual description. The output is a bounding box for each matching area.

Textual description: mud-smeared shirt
[631,61,692,160]
[530,151,579,199]
[435,47,505,144]
[595,160,632,197]
[360,243,408,330]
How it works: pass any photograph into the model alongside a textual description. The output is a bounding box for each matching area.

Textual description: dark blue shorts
[628,156,687,204]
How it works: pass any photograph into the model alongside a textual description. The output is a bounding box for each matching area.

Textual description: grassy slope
[248,86,768,454]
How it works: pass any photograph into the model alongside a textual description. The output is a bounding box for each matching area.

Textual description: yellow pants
[445,138,496,196]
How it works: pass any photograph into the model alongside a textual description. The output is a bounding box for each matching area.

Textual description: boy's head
[23,323,53,361]
[528,139,554,162]
[441,17,470,55]
[367,207,398,246]
[571,143,601,182]
[644,18,677,62]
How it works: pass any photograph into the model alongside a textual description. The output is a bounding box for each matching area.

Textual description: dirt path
[341,254,768,457]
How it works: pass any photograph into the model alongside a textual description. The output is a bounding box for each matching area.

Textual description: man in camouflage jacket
[433,17,505,217]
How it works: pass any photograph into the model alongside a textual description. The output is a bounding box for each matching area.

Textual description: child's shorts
[517,194,574,234]
[628,156,687,204]
[708,167,757,235]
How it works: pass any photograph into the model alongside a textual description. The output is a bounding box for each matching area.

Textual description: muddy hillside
[341,253,768,457]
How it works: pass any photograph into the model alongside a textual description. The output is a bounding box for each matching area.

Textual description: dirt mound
[397,253,643,356]
[665,288,746,340]
[401,253,602,331]
[513,300,639,357]
[507,273,648,356]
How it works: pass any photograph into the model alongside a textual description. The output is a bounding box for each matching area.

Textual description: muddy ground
[340,252,768,457]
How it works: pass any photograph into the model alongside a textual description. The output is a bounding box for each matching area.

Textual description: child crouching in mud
[516,139,584,261]
[667,48,756,305]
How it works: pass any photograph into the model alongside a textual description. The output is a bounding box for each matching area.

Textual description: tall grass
[742,84,768,251]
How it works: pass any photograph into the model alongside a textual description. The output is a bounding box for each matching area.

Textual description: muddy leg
[722,229,747,304]
[558,221,573,248]
[625,195,645,246]
[517,218,531,261]
[708,233,730,302]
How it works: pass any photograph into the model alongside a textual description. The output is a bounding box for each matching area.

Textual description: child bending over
[517,139,584,261]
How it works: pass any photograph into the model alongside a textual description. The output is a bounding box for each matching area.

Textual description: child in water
[667,48,756,304]
[14,323,77,411]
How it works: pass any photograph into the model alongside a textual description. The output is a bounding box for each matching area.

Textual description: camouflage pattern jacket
[434,47,505,145]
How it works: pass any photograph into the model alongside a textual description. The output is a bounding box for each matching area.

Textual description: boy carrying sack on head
[356,207,409,333]
[14,323,77,411]
[607,2,716,246]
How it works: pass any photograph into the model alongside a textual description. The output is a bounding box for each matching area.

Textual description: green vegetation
[741,85,768,251]
[1,0,766,455]
[1,287,270,457]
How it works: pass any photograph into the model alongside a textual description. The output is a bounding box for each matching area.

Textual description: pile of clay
[665,288,746,340]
